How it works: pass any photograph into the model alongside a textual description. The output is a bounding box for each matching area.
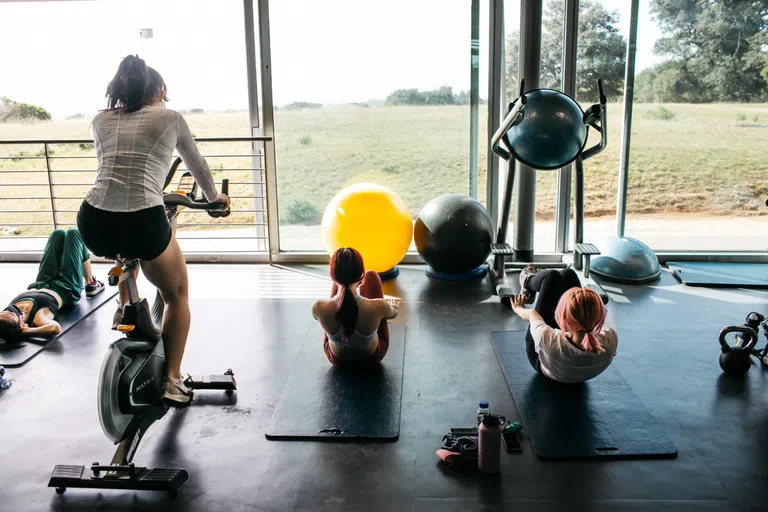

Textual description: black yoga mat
[668,262,768,288]
[266,323,406,440]
[0,290,117,368]
[491,331,677,459]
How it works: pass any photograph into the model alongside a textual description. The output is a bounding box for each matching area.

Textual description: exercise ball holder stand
[488,79,611,306]
[425,265,487,282]
[378,266,400,281]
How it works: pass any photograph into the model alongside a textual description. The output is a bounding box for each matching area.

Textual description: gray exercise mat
[491,330,677,459]
[0,290,117,368]
[266,323,406,440]
[668,262,768,287]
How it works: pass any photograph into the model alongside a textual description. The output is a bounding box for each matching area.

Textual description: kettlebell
[719,324,759,377]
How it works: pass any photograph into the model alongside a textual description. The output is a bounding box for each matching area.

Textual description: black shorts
[77,201,172,261]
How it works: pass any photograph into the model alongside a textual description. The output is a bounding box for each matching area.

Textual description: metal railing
[0,136,272,258]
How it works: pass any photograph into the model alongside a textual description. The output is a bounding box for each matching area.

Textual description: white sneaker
[163,376,193,404]
[518,265,538,304]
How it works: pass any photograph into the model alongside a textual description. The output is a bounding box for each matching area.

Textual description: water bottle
[477,401,490,425]
[478,414,502,473]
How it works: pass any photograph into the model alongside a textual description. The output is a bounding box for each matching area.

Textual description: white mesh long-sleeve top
[84,107,218,212]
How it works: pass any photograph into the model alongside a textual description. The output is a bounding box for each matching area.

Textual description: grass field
[0,102,766,240]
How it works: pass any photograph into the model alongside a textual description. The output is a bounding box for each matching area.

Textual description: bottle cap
[478,401,489,409]
[482,414,502,427]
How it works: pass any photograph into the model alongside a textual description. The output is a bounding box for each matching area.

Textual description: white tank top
[327,295,378,352]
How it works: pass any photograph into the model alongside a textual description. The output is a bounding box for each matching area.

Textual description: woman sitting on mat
[0,229,104,343]
[312,248,399,367]
[510,266,617,383]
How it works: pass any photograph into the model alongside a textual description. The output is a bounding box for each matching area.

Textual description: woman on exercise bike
[312,248,399,367]
[510,266,618,383]
[0,229,104,343]
[77,55,229,404]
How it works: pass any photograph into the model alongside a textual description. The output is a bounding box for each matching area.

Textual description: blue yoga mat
[668,262,768,287]
[491,331,677,459]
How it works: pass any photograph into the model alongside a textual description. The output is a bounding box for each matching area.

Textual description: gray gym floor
[1,262,767,511]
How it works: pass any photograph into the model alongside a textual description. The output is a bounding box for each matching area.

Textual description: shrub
[645,106,675,121]
[0,97,52,123]
[282,198,321,225]
[79,143,92,151]
[284,102,322,111]
[382,165,399,173]
[752,115,759,123]
[299,135,311,146]
[736,113,747,121]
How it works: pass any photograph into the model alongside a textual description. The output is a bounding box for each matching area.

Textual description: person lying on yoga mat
[510,266,618,383]
[312,247,400,367]
[0,229,104,343]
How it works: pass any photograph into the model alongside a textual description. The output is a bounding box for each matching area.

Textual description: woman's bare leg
[139,238,189,380]
[117,267,140,306]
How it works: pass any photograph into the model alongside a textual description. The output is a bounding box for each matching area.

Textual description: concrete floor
[1,263,768,511]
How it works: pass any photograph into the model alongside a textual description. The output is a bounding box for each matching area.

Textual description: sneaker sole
[163,393,193,406]
[86,288,104,297]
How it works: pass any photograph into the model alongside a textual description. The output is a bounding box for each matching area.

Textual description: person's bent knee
[541,269,563,285]
[160,286,189,306]
[50,229,66,241]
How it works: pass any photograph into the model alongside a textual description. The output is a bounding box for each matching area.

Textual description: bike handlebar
[163,157,230,217]
[163,179,230,218]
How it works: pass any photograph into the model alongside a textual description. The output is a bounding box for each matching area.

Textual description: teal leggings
[28,229,89,307]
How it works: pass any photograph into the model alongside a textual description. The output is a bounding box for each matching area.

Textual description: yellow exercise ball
[322,183,413,274]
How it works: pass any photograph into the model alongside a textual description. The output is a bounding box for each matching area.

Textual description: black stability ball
[414,194,494,275]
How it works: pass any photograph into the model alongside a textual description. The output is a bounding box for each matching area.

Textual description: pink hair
[554,287,607,353]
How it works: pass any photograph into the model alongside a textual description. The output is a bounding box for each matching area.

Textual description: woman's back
[315,296,390,337]
[86,107,217,213]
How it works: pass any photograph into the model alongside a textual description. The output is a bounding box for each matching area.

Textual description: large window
[500,0,561,254]
[0,1,257,253]
[573,0,628,247]
[624,0,768,252]
[270,0,481,251]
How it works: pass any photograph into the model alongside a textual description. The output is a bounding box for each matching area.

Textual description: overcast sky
[0,0,665,118]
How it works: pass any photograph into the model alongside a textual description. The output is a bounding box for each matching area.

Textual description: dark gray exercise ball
[414,194,494,274]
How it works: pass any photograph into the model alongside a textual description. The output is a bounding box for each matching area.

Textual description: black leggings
[524,268,581,373]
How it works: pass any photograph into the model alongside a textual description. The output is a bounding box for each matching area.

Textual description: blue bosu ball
[590,237,662,284]
[503,89,588,170]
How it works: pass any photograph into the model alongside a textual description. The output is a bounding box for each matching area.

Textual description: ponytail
[335,285,360,338]
[554,287,607,353]
[105,55,168,113]
[329,248,366,338]
[580,330,605,353]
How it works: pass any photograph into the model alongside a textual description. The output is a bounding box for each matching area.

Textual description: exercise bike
[49,158,237,494]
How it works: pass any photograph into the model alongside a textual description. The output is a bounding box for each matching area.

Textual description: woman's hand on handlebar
[214,193,230,212]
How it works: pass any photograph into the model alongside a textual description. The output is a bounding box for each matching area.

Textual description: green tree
[0,97,52,122]
[505,0,626,103]
[648,0,768,102]
[385,86,463,106]
[386,88,424,105]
